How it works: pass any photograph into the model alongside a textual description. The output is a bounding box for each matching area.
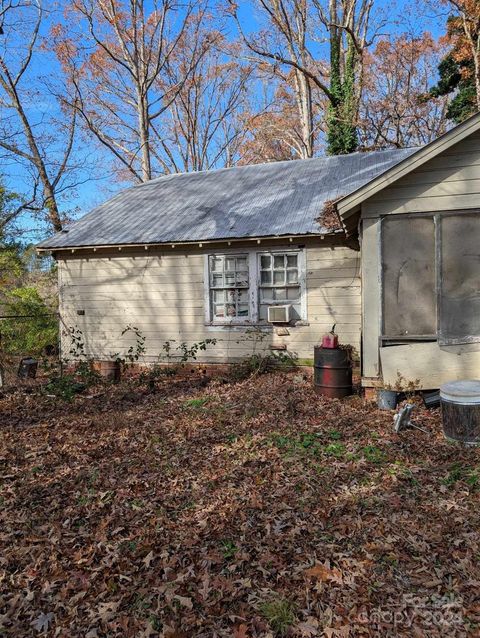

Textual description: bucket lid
[440,379,480,403]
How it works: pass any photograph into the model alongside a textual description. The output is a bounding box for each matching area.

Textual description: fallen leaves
[304,562,343,584]
[1,371,478,636]
[31,612,54,633]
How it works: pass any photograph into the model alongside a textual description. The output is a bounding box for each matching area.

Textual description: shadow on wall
[58,241,364,366]
[58,250,279,364]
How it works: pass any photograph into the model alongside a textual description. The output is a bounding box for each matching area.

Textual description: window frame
[257,250,305,323]
[204,247,306,326]
[207,253,251,323]
[380,209,480,346]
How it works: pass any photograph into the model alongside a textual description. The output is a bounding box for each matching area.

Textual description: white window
[208,254,250,321]
[205,249,306,325]
[258,252,302,321]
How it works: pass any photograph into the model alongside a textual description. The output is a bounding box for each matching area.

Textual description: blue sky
[2,0,450,241]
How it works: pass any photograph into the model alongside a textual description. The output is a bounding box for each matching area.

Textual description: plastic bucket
[377,389,398,410]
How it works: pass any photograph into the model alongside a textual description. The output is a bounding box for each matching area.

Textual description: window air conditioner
[267,305,291,323]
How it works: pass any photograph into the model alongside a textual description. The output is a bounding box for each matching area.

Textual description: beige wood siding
[57,243,361,365]
[363,131,480,217]
[380,342,480,389]
[361,131,480,387]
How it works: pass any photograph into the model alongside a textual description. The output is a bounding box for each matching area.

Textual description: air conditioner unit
[267,304,291,323]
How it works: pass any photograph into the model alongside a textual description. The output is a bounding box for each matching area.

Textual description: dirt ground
[1,371,479,637]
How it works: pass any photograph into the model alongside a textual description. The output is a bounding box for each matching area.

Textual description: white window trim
[204,247,306,326]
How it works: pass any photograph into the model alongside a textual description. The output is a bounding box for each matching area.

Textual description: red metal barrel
[314,346,353,399]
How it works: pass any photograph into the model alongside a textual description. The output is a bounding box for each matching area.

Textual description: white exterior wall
[57,241,361,365]
[361,131,480,387]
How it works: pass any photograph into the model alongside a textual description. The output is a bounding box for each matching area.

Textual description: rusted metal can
[440,380,480,445]
[314,346,352,399]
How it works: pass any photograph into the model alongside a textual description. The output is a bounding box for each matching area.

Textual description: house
[38,113,480,390]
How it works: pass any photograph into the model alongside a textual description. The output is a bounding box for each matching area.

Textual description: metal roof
[38,147,417,249]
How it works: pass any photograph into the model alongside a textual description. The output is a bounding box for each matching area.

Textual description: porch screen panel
[439,213,480,344]
[382,216,436,337]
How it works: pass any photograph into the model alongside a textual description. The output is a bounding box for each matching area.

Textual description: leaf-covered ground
[1,372,479,637]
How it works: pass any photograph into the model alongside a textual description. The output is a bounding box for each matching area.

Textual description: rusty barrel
[314,346,352,399]
[440,380,480,445]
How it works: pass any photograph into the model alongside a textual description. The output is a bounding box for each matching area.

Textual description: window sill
[205,321,309,329]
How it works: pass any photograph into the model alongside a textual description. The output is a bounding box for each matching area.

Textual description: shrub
[230,350,297,381]
[1,286,57,356]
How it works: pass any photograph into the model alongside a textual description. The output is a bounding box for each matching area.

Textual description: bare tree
[228,0,377,156]
[228,0,320,158]
[159,35,254,172]
[55,0,209,183]
[359,32,450,149]
[0,1,79,232]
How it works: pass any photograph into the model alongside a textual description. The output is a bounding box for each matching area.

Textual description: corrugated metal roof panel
[38,147,417,249]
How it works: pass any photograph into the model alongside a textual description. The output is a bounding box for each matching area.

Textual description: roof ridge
[133,146,420,189]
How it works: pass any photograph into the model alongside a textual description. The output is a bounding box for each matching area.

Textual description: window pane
[261,270,272,284]
[274,288,287,300]
[211,257,223,272]
[274,255,285,268]
[286,255,297,267]
[211,273,223,287]
[287,287,300,301]
[273,270,284,284]
[287,269,298,284]
[382,216,436,336]
[439,213,480,343]
[209,253,250,321]
[261,255,271,269]
[236,271,249,287]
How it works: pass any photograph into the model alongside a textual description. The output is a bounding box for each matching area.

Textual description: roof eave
[36,229,344,253]
[336,111,480,227]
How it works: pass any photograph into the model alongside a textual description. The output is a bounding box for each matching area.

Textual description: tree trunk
[294,70,314,158]
[326,11,358,156]
[11,80,64,231]
[43,182,63,233]
[137,87,152,182]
